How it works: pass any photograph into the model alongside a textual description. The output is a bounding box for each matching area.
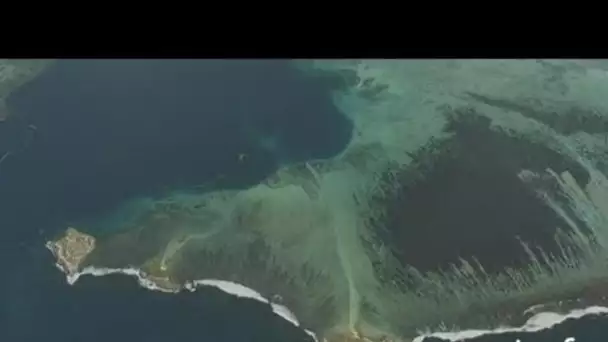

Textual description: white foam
[413,305,608,342]
[67,266,180,293]
[60,266,318,342]
[526,312,563,328]
[522,303,547,316]
[187,279,267,303]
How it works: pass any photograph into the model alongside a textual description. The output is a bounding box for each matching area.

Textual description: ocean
[0,59,347,342]
[0,59,607,342]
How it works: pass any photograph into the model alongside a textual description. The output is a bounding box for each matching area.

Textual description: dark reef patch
[375,108,590,274]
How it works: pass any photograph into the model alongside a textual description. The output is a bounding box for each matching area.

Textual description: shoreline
[47,235,608,342]
[47,252,319,341]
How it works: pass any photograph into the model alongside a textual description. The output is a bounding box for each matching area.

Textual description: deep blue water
[0,60,350,342]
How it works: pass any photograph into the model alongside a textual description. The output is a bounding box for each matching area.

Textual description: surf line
[516,338,575,342]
